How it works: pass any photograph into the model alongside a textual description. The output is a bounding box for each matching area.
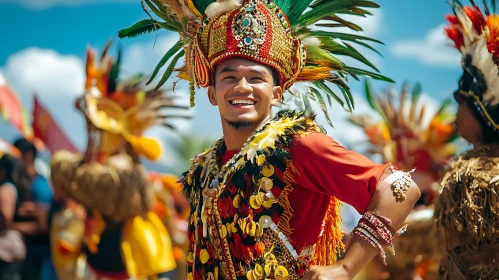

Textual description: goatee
[226,120,253,130]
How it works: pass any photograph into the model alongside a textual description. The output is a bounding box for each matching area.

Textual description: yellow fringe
[311,197,344,266]
[277,160,299,237]
[296,66,334,82]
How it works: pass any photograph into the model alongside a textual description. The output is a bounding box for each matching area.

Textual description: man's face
[208,58,283,128]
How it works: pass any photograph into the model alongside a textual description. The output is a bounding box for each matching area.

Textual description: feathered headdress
[445,0,499,132]
[118,0,392,120]
[348,81,458,177]
[79,41,190,162]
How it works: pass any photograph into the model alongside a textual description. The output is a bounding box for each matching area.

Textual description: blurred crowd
[0,138,55,280]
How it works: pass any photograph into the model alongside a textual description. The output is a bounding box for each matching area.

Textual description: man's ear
[208,86,218,106]
[271,86,283,106]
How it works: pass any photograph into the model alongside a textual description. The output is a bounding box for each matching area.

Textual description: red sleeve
[289,132,389,214]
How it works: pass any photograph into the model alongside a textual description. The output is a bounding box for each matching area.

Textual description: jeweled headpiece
[445,0,499,133]
[119,0,391,119]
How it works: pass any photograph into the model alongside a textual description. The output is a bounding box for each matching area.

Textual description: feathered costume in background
[49,41,191,279]
[349,80,458,181]
[118,0,393,125]
[433,1,499,279]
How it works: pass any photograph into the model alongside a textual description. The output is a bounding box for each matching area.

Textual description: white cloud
[121,34,181,79]
[0,0,135,10]
[1,48,85,98]
[0,48,86,150]
[391,24,462,68]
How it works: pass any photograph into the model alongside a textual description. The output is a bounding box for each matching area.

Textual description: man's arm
[346,168,420,275]
[304,168,420,279]
[289,133,421,279]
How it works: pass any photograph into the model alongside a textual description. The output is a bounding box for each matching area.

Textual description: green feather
[310,87,334,126]
[155,49,185,91]
[313,81,345,109]
[144,0,170,21]
[147,40,183,85]
[343,42,379,71]
[287,0,315,25]
[275,0,292,15]
[339,7,374,17]
[306,45,345,67]
[308,30,383,44]
[306,31,385,56]
[343,66,394,82]
[108,46,122,94]
[298,0,379,27]
[331,79,355,110]
[325,92,333,106]
[320,38,379,72]
[316,15,363,31]
[118,19,160,39]
[150,0,168,13]
[301,91,314,116]
[411,82,422,104]
[364,79,378,111]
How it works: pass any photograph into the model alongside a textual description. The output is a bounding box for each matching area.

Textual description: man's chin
[226,120,254,130]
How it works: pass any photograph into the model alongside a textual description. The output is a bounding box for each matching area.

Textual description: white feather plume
[457,11,499,106]
[205,0,242,19]
[302,37,321,46]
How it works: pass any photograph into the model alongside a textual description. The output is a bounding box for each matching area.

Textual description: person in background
[12,138,56,280]
[434,2,499,278]
[0,154,29,280]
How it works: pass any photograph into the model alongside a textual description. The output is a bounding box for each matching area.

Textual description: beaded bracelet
[362,212,394,244]
[358,222,396,256]
[354,226,387,265]
[356,211,409,264]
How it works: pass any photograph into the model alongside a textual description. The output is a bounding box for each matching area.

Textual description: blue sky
[0,0,468,169]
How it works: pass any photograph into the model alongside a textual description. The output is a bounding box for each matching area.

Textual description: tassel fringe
[277,160,299,237]
[311,197,344,266]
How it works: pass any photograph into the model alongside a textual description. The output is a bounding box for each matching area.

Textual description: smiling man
[121,0,421,279]
[209,58,282,149]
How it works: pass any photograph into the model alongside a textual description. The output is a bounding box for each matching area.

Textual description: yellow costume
[50,42,190,279]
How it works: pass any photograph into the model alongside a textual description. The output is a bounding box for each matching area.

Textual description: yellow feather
[129,136,163,161]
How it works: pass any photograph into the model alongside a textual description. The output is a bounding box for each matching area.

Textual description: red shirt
[220,132,389,251]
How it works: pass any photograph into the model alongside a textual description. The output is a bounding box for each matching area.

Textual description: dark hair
[0,154,31,202]
[466,99,499,144]
[12,138,37,159]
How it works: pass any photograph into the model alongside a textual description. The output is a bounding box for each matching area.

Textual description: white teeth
[230,99,255,105]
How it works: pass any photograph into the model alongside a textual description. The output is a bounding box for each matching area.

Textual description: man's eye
[251,77,264,82]
[223,76,236,80]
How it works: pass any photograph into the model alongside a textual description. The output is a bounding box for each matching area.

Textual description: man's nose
[234,77,252,93]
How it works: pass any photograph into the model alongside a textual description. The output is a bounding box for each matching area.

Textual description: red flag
[0,74,33,138]
[32,94,78,154]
